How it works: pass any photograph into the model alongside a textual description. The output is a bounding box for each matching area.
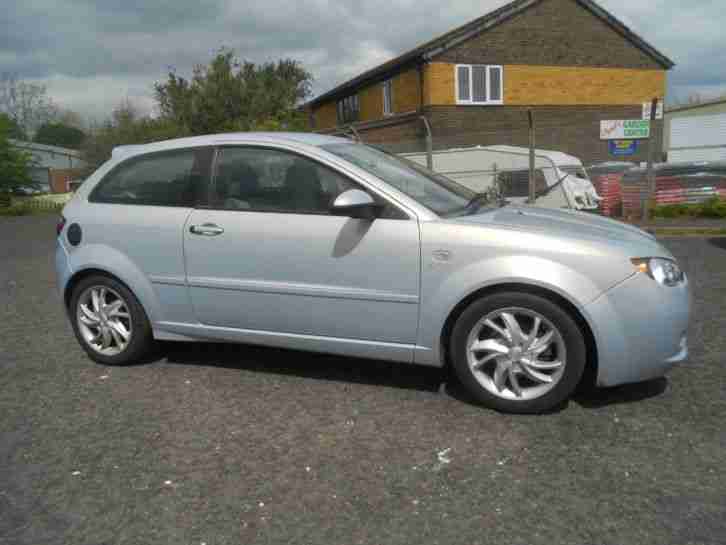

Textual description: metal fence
[326,117,603,212]
[323,113,726,218]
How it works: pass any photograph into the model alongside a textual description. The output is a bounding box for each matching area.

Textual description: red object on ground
[592,173,623,217]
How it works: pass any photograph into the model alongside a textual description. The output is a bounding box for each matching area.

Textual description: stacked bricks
[591,173,623,217]
[588,162,636,218]
[621,166,726,217]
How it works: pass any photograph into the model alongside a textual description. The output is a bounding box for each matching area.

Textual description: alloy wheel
[466,307,567,401]
[76,285,133,356]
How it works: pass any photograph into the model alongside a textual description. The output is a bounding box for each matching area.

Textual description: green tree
[0,113,25,140]
[0,115,34,193]
[34,122,86,149]
[80,101,188,174]
[154,49,312,134]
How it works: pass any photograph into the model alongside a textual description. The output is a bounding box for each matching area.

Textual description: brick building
[306,0,674,165]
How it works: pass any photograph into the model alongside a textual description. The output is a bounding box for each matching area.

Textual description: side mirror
[331,189,380,220]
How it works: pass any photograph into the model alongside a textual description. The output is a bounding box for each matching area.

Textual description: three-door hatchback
[56,133,691,413]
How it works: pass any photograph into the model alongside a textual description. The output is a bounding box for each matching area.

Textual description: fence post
[528,110,536,204]
[642,97,659,221]
[420,116,434,171]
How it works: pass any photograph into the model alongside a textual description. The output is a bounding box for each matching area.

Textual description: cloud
[1,0,724,120]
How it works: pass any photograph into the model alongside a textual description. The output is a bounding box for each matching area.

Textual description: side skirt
[154,321,440,366]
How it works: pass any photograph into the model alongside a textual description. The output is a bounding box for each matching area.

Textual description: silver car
[55,133,691,413]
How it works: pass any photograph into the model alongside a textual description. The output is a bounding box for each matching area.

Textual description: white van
[402,145,602,211]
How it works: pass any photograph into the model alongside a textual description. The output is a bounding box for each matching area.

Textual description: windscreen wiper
[465,192,491,209]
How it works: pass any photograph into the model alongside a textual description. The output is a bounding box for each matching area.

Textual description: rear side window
[90,148,213,207]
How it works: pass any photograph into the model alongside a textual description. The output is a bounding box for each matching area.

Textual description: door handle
[189,223,225,236]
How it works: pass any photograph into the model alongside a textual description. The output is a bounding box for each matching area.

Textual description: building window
[383,80,393,116]
[455,65,504,105]
[337,95,359,124]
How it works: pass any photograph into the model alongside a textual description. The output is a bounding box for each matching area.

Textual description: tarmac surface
[1,215,725,545]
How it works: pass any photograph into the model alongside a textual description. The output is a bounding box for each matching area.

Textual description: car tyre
[450,291,586,414]
[69,274,154,366]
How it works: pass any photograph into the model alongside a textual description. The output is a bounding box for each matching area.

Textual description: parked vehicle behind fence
[402,145,602,212]
[56,133,690,413]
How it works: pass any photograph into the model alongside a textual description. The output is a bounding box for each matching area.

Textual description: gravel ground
[1,215,725,545]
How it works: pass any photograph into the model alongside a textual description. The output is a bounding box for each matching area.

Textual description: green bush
[654,198,726,219]
[654,203,690,218]
[696,197,726,218]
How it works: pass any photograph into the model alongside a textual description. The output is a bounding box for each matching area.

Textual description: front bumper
[586,271,691,387]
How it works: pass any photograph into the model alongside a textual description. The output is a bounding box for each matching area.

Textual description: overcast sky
[3,0,725,122]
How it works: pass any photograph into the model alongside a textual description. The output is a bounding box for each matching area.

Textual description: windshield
[320,143,487,216]
[560,165,591,181]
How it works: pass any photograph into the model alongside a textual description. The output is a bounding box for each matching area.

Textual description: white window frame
[455,64,504,106]
[383,79,394,116]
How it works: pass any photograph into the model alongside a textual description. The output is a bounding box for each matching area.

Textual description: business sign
[642,101,664,120]
[600,120,651,140]
[608,139,638,157]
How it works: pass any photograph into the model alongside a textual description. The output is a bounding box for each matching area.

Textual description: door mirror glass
[331,189,379,219]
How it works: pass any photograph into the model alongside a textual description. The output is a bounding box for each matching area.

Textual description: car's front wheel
[450,292,586,414]
[69,275,154,366]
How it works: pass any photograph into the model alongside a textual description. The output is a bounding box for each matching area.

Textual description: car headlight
[631,258,684,287]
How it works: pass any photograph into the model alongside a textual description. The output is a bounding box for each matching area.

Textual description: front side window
[210,147,349,215]
[456,65,504,105]
[321,143,483,217]
[90,148,213,207]
[212,147,407,219]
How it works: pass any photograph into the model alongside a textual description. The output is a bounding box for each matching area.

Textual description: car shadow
[159,341,447,394]
[156,342,669,411]
[708,237,726,251]
[574,377,668,409]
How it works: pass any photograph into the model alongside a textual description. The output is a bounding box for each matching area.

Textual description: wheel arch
[64,268,132,309]
[62,245,163,326]
[440,282,599,390]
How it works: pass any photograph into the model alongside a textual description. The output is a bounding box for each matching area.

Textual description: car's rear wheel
[450,292,586,414]
[69,275,154,366]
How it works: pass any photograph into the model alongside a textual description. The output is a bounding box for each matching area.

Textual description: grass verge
[650,228,726,237]
[0,204,64,217]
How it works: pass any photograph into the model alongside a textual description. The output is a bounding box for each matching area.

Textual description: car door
[84,147,213,324]
[183,145,421,347]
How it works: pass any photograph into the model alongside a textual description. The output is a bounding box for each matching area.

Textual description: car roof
[111,132,351,159]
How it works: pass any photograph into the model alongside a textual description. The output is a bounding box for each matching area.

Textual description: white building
[9,139,86,193]
[664,98,726,163]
